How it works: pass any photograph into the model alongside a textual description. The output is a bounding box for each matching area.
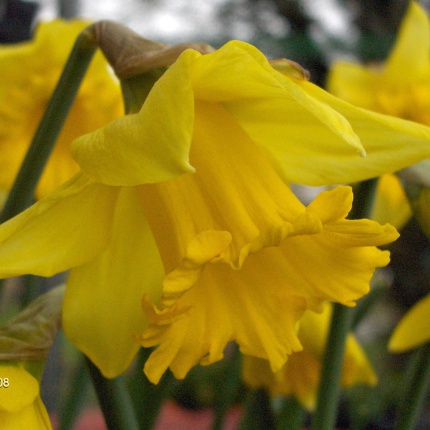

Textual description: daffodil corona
[2,40,430,383]
[0,20,123,198]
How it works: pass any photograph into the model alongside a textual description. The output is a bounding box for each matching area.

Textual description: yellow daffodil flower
[328,1,430,123]
[2,40,430,383]
[0,20,123,198]
[389,293,430,352]
[0,364,52,429]
[242,303,376,410]
[327,1,430,229]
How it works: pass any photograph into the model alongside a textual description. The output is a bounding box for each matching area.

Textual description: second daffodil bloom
[327,1,430,230]
[0,20,123,198]
[3,39,430,383]
[242,303,377,410]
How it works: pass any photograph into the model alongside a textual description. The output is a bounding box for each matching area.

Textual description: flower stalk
[396,343,430,429]
[276,396,306,430]
[311,179,378,430]
[310,303,355,430]
[85,357,140,430]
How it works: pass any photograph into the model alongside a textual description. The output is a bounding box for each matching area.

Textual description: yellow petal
[389,293,430,351]
[371,174,412,229]
[193,40,365,154]
[71,49,198,186]
[0,173,118,278]
[0,365,38,412]
[290,81,430,185]
[385,2,430,82]
[62,187,165,378]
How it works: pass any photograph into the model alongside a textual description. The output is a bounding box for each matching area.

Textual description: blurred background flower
[0,18,123,198]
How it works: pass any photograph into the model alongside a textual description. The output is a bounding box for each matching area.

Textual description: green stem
[238,388,276,430]
[59,356,90,430]
[212,347,242,430]
[85,357,140,430]
[125,347,175,430]
[0,27,97,223]
[395,343,430,430]
[310,179,378,430]
[310,303,354,430]
[275,396,306,430]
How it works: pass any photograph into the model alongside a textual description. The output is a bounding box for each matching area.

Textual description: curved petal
[71,49,198,186]
[63,187,165,378]
[0,173,118,278]
[265,80,430,185]
[385,2,430,82]
[193,40,364,155]
[389,293,430,352]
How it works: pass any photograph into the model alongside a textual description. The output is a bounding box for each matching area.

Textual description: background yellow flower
[0,19,123,198]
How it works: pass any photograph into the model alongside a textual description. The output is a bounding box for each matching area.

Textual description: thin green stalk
[395,343,430,430]
[85,357,140,430]
[310,179,378,430]
[212,346,242,430]
[238,388,276,430]
[0,27,97,223]
[59,356,90,430]
[310,303,355,430]
[275,396,306,430]
[126,347,175,430]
